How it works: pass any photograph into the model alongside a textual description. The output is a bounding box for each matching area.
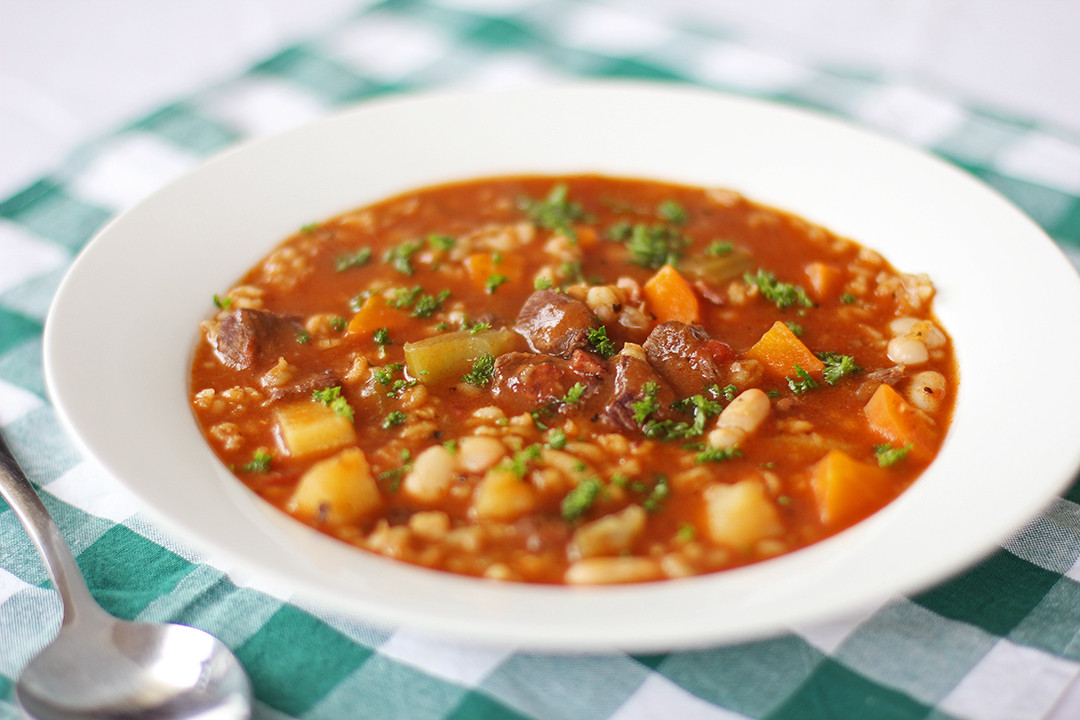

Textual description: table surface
[2,1,1080,718]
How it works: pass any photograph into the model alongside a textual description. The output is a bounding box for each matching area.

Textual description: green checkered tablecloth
[3,0,1080,717]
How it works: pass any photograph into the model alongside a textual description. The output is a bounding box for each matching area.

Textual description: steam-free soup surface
[190,175,955,584]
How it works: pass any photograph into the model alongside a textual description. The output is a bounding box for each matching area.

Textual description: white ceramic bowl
[44,82,1080,652]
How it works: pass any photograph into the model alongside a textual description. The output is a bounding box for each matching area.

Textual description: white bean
[889,316,919,336]
[402,445,456,504]
[906,370,947,413]
[455,435,507,473]
[564,556,661,584]
[718,388,771,435]
[887,336,929,365]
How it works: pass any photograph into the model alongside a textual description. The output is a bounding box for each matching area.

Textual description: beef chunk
[514,290,596,359]
[491,351,599,415]
[599,355,677,432]
[265,368,341,401]
[643,321,733,397]
[213,308,303,370]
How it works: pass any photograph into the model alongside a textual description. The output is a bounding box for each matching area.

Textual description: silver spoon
[0,430,253,719]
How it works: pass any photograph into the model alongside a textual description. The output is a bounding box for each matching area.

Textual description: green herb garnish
[819,352,860,385]
[461,353,496,387]
[786,365,820,395]
[241,448,272,473]
[334,247,372,272]
[744,269,815,309]
[382,410,407,429]
[312,385,354,421]
[875,443,912,467]
[586,325,617,358]
[561,478,603,521]
[520,184,588,241]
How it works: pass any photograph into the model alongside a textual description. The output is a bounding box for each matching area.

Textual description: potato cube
[287,448,379,525]
[275,401,357,459]
[703,480,784,548]
[473,468,537,520]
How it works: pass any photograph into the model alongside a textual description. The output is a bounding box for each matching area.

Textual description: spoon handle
[0,430,101,623]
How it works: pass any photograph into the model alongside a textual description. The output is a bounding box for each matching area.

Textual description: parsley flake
[875,443,912,467]
[520,184,588,241]
[461,353,496,387]
[334,247,372,272]
[586,325,617,358]
[312,385,354,421]
[561,478,603,521]
[382,410,407,429]
[744,269,815,309]
[786,365,820,395]
[241,448,272,473]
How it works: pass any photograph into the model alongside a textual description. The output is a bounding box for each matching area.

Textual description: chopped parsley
[624,223,689,269]
[631,382,661,424]
[212,293,233,310]
[562,382,588,404]
[329,316,347,332]
[657,200,687,224]
[295,330,310,344]
[312,385,354,421]
[334,247,372,272]
[411,289,450,318]
[534,276,553,290]
[695,445,743,464]
[505,444,542,479]
[520,183,588,241]
[786,365,820,395]
[840,292,857,304]
[561,478,603,521]
[383,239,423,276]
[586,325,617,358]
[461,353,496,387]
[468,320,492,334]
[744,269,815,309]
[676,522,698,542]
[427,233,456,251]
[382,410,407,429]
[241,448,272,473]
[705,240,734,256]
[785,321,804,337]
[372,363,404,386]
[546,427,568,450]
[819,352,861,385]
[485,273,509,294]
[388,285,423,309]
[875,443,913,467]
[642,475,671,512]
[373,327,390,345]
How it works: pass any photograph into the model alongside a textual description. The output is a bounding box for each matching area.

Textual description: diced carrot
[575,226,599,248]
[810,449,895,526]
[643,264,701,325]
[804,262,842,302]
[863,383,937,461]
[464,252,524,292]
[346,294,406,335]
[743,321,825,380]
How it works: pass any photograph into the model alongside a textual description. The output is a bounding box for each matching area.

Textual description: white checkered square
[44,462,141,524]
[855,84,966,145]
[68,133,200,209]
[204,77,329,140]
[0,220,68,294]
[939,638,1080,720]
[609,672,751,720]
[0,379,43,425]
[995,131,1080,195]
[327,14,454,81]
[694,42,812,93]
[379,628,512,686]
[557,4,675,55]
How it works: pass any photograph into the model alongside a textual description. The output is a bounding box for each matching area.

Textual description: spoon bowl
[0,431,253,720]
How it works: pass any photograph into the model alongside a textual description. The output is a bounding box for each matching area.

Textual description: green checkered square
[129,102,243,155]
[830,599,995,705]
[236,604,375,716]
[0,180,112,252]
[914,550,1061,637]
[0,308,40,357]
[308,654,472,720]
[641,635,824,718]
[254,45,386,105]
[1007,576,1080,661]
[766,658,935,720]
[479,654,649,720]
